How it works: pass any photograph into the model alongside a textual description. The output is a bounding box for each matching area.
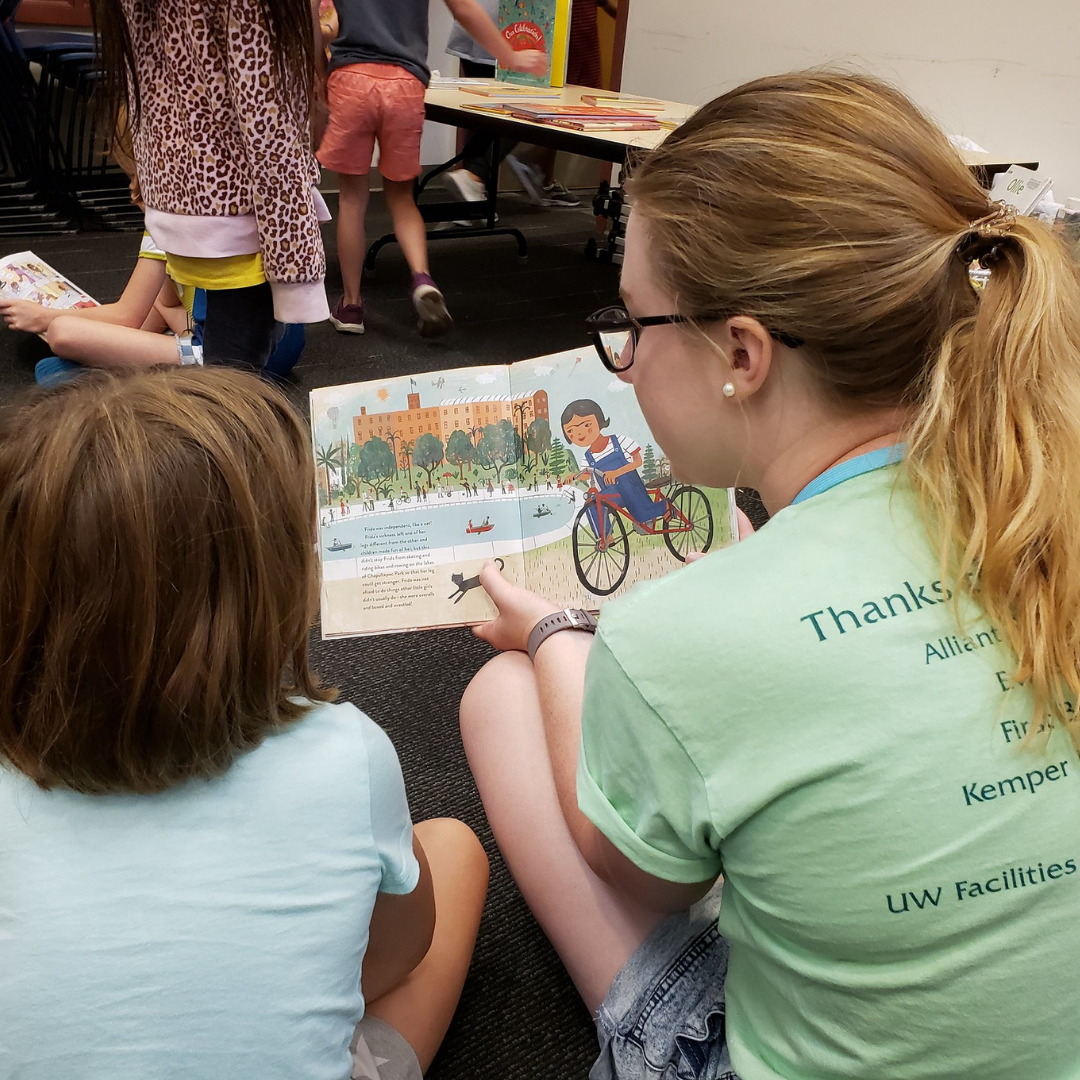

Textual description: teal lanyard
[790,445,904,505]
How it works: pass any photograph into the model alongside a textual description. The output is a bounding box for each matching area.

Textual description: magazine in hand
[0,251,98,309]
[310,348,739,637]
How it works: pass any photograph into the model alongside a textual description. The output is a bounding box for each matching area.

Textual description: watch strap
[527,608,598,661]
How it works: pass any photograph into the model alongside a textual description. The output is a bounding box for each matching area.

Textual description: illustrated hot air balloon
[327,406,340,430]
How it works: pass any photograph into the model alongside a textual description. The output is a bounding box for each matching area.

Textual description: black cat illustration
[448,558,504,603]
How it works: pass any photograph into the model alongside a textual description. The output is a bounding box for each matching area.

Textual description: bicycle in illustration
[571,471,714,595]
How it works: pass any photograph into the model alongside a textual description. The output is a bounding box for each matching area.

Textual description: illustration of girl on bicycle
[560,399,668,536]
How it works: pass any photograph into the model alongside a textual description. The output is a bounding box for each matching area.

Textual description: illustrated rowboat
[327,540,353,552]
[465,521,494,534]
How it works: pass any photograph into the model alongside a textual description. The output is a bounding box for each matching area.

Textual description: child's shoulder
[260,700,399,778]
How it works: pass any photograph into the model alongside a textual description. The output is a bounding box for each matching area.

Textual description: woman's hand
[473,561,561,653]
[0,299,53,335]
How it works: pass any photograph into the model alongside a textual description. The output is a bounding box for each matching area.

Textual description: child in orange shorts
[317,0,545,338]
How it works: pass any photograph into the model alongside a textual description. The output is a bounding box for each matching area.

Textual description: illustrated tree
[445,428,476,481]
[315,443,344,504]
[642,443,659,484]
[475,419,518,484]
[398,440,415,487]
[565,447,580,476]
[356,437,397,499]
[413,432,445,488]
[347,441,363,495]
[547,436,567,478]
[525,416,550,471]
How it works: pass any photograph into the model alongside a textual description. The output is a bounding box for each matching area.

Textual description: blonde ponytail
[907,216,1080,740]
[630,71,1080,749]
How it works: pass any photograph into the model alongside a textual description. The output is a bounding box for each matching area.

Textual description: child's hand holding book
[500,47,548,77]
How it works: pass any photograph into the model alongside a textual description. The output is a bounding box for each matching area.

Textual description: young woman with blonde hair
[460,71,1080,1079]
[0,368,488,1080]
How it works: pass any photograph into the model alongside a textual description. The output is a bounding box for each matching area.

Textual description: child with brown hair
[0,367,488,1080]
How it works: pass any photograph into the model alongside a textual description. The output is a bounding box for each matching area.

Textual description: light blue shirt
[0,701,418,1080]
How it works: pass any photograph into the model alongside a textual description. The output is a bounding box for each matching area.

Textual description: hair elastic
[954,200,1017,268]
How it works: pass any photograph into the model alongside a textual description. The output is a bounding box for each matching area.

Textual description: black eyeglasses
[585,305,803,373]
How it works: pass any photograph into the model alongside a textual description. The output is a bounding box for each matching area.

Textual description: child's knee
[415,818,490,883]
[45,316,77,357]
[381,177,415,202]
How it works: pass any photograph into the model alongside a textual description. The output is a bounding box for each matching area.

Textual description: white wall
[422,4,459,165]
[621,0,1080,198]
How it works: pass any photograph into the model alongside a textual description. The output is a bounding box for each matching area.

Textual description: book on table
[459,101,663,131]
[0,251,98,309]
[310,348,740,637]
[579,95,668,111]
[496,0,571,88]
[989,165,1053,216]
[544,118,661,132]
[504,103,661,122]
[457,84,564,98]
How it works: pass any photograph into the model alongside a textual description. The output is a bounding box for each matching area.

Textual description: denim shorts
[592,884,739,1080]
[350,1014,421,1080]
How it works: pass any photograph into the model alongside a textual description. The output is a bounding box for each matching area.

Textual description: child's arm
[443,0,548,76]
[45,316,182,368]
[360,831,436,1001]
[601,446,643,485]
[310,0,329,146]
[222,0,327,323]
[0,257,168,336]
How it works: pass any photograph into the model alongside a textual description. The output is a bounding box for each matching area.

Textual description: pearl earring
[722,382,736,398]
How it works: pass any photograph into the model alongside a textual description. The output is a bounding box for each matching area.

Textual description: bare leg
[382,178,429,277]
[45,316,180,367]
[364,818,489,1073]
[459,652,665,1015]
[337,171,371,307]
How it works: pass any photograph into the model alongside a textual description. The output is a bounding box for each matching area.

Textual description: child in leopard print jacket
[89,0,329,370]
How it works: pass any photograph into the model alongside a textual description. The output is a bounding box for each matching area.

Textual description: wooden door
[16,0,92,28]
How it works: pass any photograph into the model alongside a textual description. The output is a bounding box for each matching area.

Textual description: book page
[506,348,739,609]
[311,352,739,638]
[0,252,98,309]
[312,367,537,637]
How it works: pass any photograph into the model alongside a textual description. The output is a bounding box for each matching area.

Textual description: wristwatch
[527,608,599,660]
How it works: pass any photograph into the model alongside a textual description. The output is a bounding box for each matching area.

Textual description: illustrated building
[352,390,549,453]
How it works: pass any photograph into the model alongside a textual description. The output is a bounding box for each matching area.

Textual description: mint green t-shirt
[578,463,1080,1080]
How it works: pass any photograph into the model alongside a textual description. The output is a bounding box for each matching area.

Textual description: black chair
[0,6,74,233]
[1,0,139,232]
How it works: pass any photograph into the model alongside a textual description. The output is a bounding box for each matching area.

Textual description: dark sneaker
[411,273,453,338]
[542,181,581,207]
[507,154,547,206]
[329,299,365,334]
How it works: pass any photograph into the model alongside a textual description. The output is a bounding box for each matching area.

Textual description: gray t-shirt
[329,0,432,85]
[446,0,497,66]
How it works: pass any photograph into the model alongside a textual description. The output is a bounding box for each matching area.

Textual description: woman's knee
[459,651,535,745]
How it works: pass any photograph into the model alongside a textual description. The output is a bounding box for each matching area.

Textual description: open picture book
[0,251,98,309]
[311,348,739,637]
